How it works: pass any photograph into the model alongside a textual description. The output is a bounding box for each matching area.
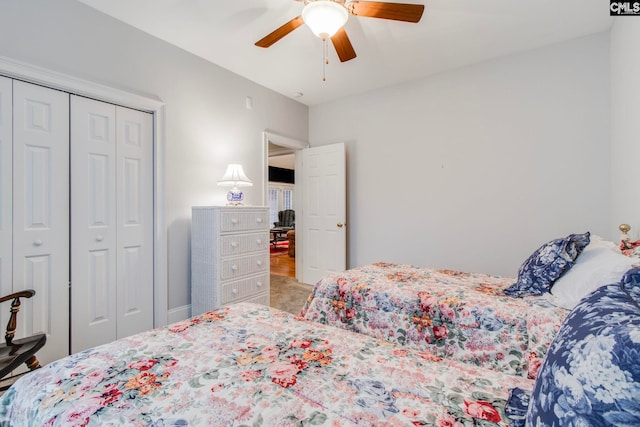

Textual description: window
[268,183,295,227]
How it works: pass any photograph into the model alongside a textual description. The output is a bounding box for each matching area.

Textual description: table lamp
[217,164,253,205]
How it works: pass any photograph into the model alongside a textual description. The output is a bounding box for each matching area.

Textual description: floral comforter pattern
[0,303,534,426]
[300,262,569,379]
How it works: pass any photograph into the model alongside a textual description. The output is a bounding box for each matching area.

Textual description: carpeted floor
[270,275,314,315]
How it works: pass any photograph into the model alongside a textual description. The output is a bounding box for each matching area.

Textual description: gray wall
[611,20,640,240]
[0,0,309,318]
[310,33,611,276]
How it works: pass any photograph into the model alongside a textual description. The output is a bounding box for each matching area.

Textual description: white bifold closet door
[70,95,153,353]
[0,78,70,365]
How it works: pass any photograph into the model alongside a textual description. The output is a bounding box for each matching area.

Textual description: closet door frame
[0,77,12,312]
[0,56,169,327]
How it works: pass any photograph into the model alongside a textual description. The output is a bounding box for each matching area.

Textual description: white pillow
[548,236,636,310]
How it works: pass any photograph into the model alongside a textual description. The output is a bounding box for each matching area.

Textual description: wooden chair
[0,290,46,389]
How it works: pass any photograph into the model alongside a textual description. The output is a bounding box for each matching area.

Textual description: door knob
[337,223,345,228]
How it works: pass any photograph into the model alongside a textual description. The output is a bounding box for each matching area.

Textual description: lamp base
[226,189,245,206]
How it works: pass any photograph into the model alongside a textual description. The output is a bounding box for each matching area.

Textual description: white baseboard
[167,305,191,324]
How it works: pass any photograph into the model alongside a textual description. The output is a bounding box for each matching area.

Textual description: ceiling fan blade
[331,28,357,62]
[347,1,425,23]
[255,16,304,48]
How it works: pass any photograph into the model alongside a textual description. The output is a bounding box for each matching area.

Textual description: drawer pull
[256,260,263,267]
[232,288,238,295]
[34,239,43,246]
[231,265,238,271]
[231,218,239,225]
[256,281,263,288]
[256,239,262,245]
[256,218,263,224]
[230,241,238,248]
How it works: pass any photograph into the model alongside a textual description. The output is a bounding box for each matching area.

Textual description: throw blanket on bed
[301,262,569,379]
[0,303,533,426]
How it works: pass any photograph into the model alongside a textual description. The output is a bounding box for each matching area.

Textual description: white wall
[611,20,640,240]
[0,0,308,316]
[310,33,611,277]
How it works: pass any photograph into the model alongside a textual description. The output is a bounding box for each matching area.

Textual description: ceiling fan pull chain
[322,38,328,82]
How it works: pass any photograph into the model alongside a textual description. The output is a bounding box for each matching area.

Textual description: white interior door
[301,143,346,284]
[70,95,118,352]
[115,106,154,339]
[12,80,69,365]
[0,77,12,306]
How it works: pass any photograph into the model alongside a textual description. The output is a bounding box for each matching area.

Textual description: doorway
[261,132,347,286]
[269,144,296,278]
[261,131,308,283]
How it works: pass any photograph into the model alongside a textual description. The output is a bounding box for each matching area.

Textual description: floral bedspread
[0,303,534,426]
[300,262,569,379]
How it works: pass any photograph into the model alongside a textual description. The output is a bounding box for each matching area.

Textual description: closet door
[0,77,11,304]
[71,97,153,352]
[116,106,153,338]
[12,80,69,365]
[70,96,118,351]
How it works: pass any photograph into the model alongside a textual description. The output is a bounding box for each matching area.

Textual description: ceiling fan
[255,0,425,63]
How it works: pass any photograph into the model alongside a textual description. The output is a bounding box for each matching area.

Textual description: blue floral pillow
[504,232,590,297]
[526,267,640,426]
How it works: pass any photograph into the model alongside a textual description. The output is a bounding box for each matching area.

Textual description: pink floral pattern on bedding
[300,262,570,379]
[0,303,533,426]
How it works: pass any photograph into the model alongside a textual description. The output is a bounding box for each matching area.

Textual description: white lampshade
[217,164,253,188]
[302,0,349,40]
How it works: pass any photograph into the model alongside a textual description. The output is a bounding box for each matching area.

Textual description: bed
[0,302,535,426]
[300,262,568,379]
[301,232,637,379]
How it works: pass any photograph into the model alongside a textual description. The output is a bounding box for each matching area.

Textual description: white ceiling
[77,0,613,106]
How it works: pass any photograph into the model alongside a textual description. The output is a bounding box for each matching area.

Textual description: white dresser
[191,206,270,316]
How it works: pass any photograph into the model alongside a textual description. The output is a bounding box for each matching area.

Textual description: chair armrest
[0,289,35,304]
[1,290,36,346]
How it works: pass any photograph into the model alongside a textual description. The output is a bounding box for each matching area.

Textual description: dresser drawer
[220,253,268,280]
[220,210,268,232]
[220,232,269,256]
[220,274,269,304]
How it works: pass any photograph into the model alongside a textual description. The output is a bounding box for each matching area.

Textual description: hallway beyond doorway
[271,252,295,278]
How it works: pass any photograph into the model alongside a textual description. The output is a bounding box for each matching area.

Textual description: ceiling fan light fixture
[302,1,349,40]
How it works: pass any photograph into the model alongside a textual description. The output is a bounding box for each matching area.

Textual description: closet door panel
[0,77,12,326]
[12,80,69,365]
[70,96,117,353]
[116,106,153,338]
